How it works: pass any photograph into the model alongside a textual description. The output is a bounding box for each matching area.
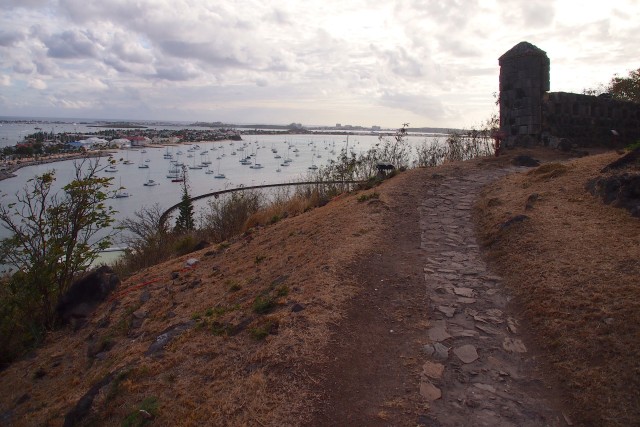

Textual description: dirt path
[312,162,566,426]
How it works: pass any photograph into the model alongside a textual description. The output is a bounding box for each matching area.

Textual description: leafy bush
[0,160,117,365]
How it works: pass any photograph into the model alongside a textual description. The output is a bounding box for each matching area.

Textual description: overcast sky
[0,0,638,128]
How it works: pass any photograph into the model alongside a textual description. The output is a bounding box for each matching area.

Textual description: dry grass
[475,151,640,426]
[0,181,388,426]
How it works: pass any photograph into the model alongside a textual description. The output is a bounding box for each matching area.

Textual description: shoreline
[0,138,242,182]
[0,151,109,182]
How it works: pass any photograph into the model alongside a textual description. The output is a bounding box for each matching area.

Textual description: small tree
[584,68,640,103]
[174,166,195,232]
[608,68,640,103]
[0,159,117,327]
[118,203,171,273]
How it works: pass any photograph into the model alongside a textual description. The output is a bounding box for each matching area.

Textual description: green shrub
[121,396,159,427]
[249,321,273,340]
[357,192,380,202]
[252,295,275,314]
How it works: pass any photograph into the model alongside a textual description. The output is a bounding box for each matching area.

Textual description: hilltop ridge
[0,147,638,426]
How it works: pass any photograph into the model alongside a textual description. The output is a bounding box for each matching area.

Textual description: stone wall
[499,41,640,148]
[542,92,640,146]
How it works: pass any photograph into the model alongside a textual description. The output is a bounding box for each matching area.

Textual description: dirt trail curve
[312,161,566,426]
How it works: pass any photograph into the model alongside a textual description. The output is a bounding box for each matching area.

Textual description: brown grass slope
[1,149,638,426]
[0,183,387,426]
[475,151,640,427]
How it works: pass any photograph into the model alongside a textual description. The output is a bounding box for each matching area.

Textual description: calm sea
[0,119,440,254]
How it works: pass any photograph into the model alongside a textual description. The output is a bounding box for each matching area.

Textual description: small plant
[249,321,273,340]
[122,396,159,427]
[254,255,266,265]
[106,370,129,402]
[269,214,281,224]
[226,279,242,292]
[191,312,202,320]
[204,308,214,317]
[211,321,232,336]
[625,140,640,151]
[357,192,380,202]
[252,295,275,314]
[276,285,289,297]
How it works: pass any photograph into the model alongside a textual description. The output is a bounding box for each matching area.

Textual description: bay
[0,132,440,248]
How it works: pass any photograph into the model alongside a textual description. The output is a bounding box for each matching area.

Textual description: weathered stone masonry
[499,41,640,148]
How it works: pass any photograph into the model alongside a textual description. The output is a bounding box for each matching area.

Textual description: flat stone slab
[428,324,452,342]
[422,361,445,379]
[437,305,456,318]
[420,381,442,401]
[473,383,496,393]
[453,344,479,364]
[503,338,527,353]
[475,324,501,335]
[453,287,474,298]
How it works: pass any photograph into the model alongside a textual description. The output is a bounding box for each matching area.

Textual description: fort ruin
[499,41,640,148]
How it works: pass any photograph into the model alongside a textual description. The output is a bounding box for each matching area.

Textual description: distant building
[372,126,381,131]
[67,140,95,150]
[111,138,132,148]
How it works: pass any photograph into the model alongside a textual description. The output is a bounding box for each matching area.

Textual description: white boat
[123,151,134,165]
[143,179,158,186]
[249,148,263,169]
[214,159,225,178]
[114,178,131,198]
[138,152,149,168]
[106,165,118,173]
[308,153,318,170]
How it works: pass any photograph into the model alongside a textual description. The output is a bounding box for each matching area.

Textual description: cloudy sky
[0,0,638,128]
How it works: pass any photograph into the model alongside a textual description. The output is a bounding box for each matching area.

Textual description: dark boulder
[586,173,640,217]
[500,214,530,230]
[56,266,120,326]
[601,147,640,173]
[512,155,540,167]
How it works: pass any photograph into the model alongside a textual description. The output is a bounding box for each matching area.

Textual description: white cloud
[0,0,638,127]
[0,75,10,86]
[28,78,47,90]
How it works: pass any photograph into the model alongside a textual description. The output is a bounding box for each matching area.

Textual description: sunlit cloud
[0,0,638,127]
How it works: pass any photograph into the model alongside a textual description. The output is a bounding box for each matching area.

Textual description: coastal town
[0,125,244,179]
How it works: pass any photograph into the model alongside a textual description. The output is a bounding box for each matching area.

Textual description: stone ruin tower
[499,41,550,147]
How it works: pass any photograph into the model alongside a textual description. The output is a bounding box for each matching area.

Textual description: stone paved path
[417,169,564,427]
